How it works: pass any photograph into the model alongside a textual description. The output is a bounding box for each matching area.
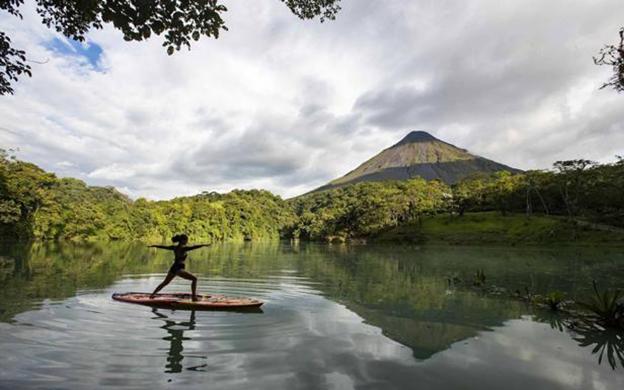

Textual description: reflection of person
[149,234,208,301]
[152,309,200,373]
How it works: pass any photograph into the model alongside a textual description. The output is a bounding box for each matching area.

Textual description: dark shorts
[168,262,185,274]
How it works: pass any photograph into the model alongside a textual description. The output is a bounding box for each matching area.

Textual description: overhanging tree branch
[594,27,624,93]
[0,0,342,95]
[0,31,32,95]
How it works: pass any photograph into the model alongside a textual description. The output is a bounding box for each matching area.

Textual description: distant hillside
[313,131,521,192]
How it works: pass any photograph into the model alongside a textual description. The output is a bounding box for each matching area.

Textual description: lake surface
[0,241,623,389]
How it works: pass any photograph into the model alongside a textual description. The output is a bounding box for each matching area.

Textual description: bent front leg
[150,272,176,298]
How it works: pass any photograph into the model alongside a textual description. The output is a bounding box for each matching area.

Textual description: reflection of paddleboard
[112,292,263,311]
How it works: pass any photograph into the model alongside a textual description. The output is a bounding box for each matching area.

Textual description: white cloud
[1,0,623,199]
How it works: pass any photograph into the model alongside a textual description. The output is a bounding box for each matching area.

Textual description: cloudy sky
[1,0,623,199]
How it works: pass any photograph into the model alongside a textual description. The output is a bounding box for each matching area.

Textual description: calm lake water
[0,241,623,389]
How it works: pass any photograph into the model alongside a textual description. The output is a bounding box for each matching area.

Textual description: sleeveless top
[172,246,188,265]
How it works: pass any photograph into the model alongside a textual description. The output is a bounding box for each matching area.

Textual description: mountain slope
[314,131,520,192]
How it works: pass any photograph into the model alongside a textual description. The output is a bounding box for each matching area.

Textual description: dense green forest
[0,150,294,242]
[290,158,624,241]
[1,150,623,243]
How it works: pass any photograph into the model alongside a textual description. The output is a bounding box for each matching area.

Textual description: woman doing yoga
[149,234,208,301]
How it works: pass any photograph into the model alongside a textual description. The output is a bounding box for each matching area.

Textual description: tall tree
[553,159,596,219]
[0,0,341,95]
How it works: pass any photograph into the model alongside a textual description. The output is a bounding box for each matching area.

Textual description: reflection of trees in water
[151,309,207,373]
[571,321,624,370]
[538,311,624,370]
[0,240,281,321]
[535,280,624,370]
[533,311,568,332]
[2,240,624,368]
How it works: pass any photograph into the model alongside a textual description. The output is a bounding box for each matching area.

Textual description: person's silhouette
[149,234,208,301]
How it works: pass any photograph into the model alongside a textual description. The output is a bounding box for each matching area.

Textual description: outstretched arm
[184,244,209,252]
[148,245,174,250]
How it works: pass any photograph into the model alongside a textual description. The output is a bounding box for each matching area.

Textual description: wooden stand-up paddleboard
[112,292,263,311]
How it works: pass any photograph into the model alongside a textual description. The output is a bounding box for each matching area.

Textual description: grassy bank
[375,212,624,245]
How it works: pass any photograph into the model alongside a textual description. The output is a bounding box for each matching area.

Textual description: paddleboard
[112,292,263,311]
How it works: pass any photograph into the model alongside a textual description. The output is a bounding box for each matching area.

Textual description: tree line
[1,150,623,242]
[292,158,624,240]
[0,150,294,242]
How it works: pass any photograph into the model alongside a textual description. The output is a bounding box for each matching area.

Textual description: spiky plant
[472,269,486,287]
[543,291,566,311]
[577,281,624,328]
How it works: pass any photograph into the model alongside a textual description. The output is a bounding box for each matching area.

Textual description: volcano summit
[314,131,520,192]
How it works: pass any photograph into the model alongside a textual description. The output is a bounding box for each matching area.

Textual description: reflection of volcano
[298,247,533,360]
[151,309,207,373]
[343,299,524,359]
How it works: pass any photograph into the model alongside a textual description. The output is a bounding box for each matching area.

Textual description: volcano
[314,130,520,192]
